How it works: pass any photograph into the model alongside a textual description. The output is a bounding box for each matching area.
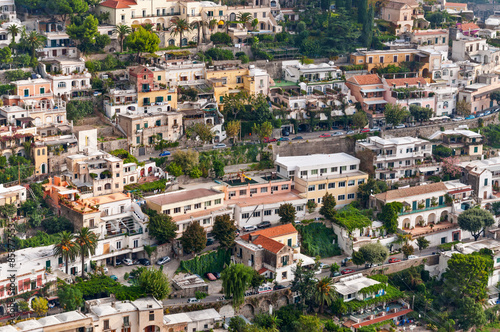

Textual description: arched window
[443,101,449,108]
[130,176,135,182]
[104,183,111,190]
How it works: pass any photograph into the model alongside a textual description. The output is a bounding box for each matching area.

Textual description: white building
[334,273,383,302]
[356,136,434,182]
[104,88,138,119]
[282,60,343,95]
[432,86,457,116]
[164,309,222,332]
[39,58,92,100]
[0,183,26,206]
[162,60,206,87]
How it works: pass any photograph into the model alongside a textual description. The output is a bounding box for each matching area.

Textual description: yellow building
[206,63,271,107]
[32,142,48,175]
[275,153,369,207]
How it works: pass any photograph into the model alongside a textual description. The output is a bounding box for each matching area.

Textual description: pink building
[346,74,388,126]
[384,77,436,111]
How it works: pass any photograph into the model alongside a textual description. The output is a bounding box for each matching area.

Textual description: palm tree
[6,24,20,45]
[314,277,336,313]
[170,18,191,47]
[143,23,154,32]
[237,12,252,29]
[190,20,203,45]
[75,227,98,278]
[53,231,79,275]
[113,24,132,52]
[208,18,218,36]
[23,31,47,58]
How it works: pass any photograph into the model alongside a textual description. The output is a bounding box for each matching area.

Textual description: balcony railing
[399,204,448,216]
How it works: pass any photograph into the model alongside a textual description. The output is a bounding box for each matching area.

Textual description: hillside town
[1,0,500,330]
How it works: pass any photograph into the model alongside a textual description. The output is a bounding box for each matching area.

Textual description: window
[271,186,278,191]
[136,136,140,144]
[308,185,315,192]
[341,166,347,171]
[253,211,261,217]
[242,213,249,219]
[474,147,479,153]
[164,209,171,215]
[149,311,154,321]
[350,165,357,170]
[194,203,201,209]
[275,209,279,214]
[174,207,181,213]
[261,187,268,193]
[104,320,109,330]
[281,184,289,190]
[296,205,303,211]
[300,171,308,177]
[282,271,287,279]
[116,241,121,249]
[393,55,398,62]
[338,195,345,201]
[205,201,212,207]
[167,95,172,101]
[250,188,258,194]
[311,169,318,175]
[497,257,500,264]
[338,181,346,187]
[214,199,221,205]
[264,210,272,216]
[219,10,223,15]
[40,87,45,94]
[229,191,236,197]
[358,179,365,185]
[287,238,292,246]
[123,316,130,326]
[348,193,355,199]
[379,56,384,63]
[485,178,488,186]
[133,240,138,248]
[254,12,257,18]
[318,184,326,190]
[348,180,355,186]
[328,183,335,189]
[441,237,446,244]
[239,190,247,196]
[406,54,410,62]
[320,168,327,174]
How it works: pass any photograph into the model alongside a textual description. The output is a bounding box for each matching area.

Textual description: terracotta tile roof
[99,0,136,8]
[247,223,297,239]
[374,182,447,202]
[459,23,479,31]
[348,74,382,86]
[447,2,467,7]
[352,309,413,328]
[413,30,447,36]
[258,268,269,274]
[146,188,222,207]
[129,65,153,76]
[386,77,427,87]
[250,235,285,254]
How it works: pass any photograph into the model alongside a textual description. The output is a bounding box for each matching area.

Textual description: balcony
[399,204,448,216]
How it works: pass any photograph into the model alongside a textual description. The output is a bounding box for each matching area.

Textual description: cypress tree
[358,0,368,23]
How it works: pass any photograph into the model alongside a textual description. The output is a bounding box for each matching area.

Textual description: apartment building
[164,309,222,332]
[234,224,300,282]
[459,156,500,202]
[334,273,383,302]
[215,172,306,227]
[36,20,78,59]
[117,111,183,149]
[0,184,26,207]
[384,76,435,111]
[371,181,474,246]
[433,62,460,86]
[104,88,138,118]
[129,65,178,110]
[355,136,434,181]
[0,311,91,331]
[162,60,206,87]
[346,74,387,126]
[408,29,449,52]
[380,0,425,35]
[431,86,458,116]
[429,128,483,157]
[275,153,368,207]
[281,60,343,94]
[458,74,500,114]
[349,48,439,78]
[145,189,230,237]
[39,58,92,100]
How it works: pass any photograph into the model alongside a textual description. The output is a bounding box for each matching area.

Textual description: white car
[213,143,227,149]
[394,124,406,129]
[319,263,329,269]
[122,258,134,266]
[370,127,381,132]
[332,131,344,136]
[452,117,464,121]
[407,255,418,259]
[156,256,171,265]
[102,267,109,274]
[187,298,201,303]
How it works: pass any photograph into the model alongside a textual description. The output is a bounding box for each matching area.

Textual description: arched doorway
[41,163,46,174]
[144,326,160,332]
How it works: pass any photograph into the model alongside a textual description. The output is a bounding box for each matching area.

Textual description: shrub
[205,48,234,60]
[210,32,231,45]
[296,223,341,258]
[438,241,460,251]
[5,69,31,81]
[178,249,231,275]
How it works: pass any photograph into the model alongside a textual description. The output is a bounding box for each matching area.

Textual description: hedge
[178,249,231,276]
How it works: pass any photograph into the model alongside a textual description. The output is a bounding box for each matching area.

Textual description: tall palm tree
[190,20,203,45]
[6,24,20,45]
[113,24,132,52]
[169,18,191,47]
[237,12,252,29]
[23,31,47,58]
[208,18,218,37]
[314,277,336,313]
[75,227,98,278]
[53,231,79,275]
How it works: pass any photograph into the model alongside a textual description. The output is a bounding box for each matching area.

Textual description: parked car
[213,143,227,149]
[370,127,381,132]
[407,255,418,259]
[159,151,171,157]
[341,268,355,275]
[205,273,217,281]
[495,108,500,113]
[319,133,331,138]
[137,258,151,266]
[394,124,406,129]
[341,257,352,266]
[279,137,290,141]
[477,112,485,117]
[115,259,122,265]
[263,137,277,143]
[346,130,356,135]
[257,221,271,229]
[332,131,344,136]
[187,298,201,303]
[319,263,329,269]
[485,110,492,116]
[292,136,303,140]
[258,285,273,294]
[206,238,215,246]
[360,128,370,133]
[102,267,109,274]
[274,284,286,290]
[122,258,134,266]
[282,131,290,136]
[388,258,401,264]
[452,117,464,122]
[332,272,341,277]
[242,225,258,232]
[93,91,102,97]
[110,275,118,281]
[156,256,171,265]
[465,115,475,119]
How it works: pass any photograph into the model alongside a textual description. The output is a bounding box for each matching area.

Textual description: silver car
[156,256,171,265]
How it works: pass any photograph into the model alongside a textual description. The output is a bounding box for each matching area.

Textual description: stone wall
[271,136,355,159]
[99,139,129,153]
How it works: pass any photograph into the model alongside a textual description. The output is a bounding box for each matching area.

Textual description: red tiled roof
[448,188,472,195]
[129,65,153,76]
[386,77,427,87]
[352,309,413,328]
[258,268,269,274]
[240,234,285,254]
[348,74,382,86]
[374,182,447,201]
[413,30,447,36]
[99,0,136,8]
[247,223,297,239]
[447,2,467,7]
[459,23,479,31]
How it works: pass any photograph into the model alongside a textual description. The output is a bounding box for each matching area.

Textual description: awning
[294,253,315,266]
[361,88,385,93]
[416,52,429,57]
[418,166,440,173]
[364,100,388,105]
[16,117,34,122]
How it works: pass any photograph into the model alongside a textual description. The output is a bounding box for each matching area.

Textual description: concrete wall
[271,136,355,159]
[99,139,129,153]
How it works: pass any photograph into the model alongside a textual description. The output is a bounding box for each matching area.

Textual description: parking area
[105,258,181,285]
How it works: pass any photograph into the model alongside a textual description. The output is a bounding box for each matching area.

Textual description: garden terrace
[405,220,458,237]
[344,302,413,329]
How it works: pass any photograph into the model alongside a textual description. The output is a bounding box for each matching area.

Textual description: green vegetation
[334,205,372,235]
[178,249,231,276]
[75,275,146,301]
[124,178,168,192]
[438,240,461,251]
[12,231,60,249]
[110,149,145,166]
[66,100,94,121]
[473,124,500,149]
[5,69,31,81]
[296,223,340,258]
[85,55,127,73]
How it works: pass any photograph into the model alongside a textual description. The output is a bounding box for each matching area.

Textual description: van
[243,225,257,232]
[258,285,272,294]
